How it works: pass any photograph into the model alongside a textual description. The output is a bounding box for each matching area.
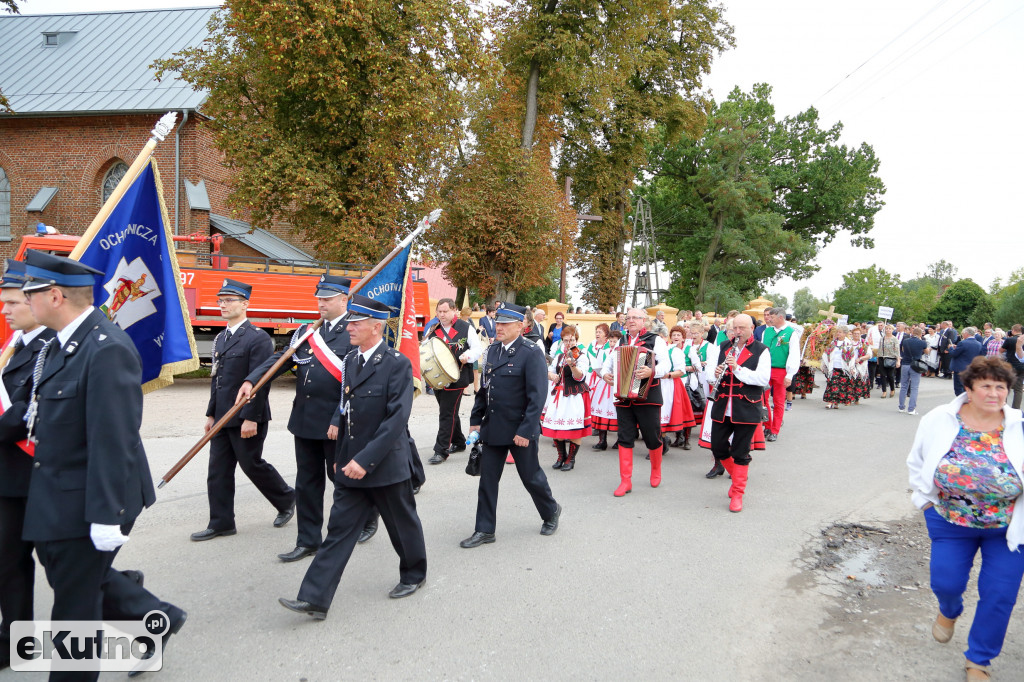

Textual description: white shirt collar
[326,315,345,330]
[226,319,246,335]
[56,307,95,348]
[358,339,384,364]
[21,326,46,345]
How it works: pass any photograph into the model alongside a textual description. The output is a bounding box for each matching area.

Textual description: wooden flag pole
[157,209,442,489]
[68,112,179,260]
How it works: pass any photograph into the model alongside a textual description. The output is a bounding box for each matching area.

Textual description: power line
[829,0,997,111]
[848,2,1024,116]
[812,0,955,105]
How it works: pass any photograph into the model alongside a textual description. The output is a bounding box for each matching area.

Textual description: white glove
[90,523,129,552]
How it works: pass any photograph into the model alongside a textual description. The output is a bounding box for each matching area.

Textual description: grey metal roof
[209,214,317,264]
[25,186,59,211]
[0,7,218,115]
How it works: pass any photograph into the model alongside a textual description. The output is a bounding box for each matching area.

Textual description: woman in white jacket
[906,356,1024,682]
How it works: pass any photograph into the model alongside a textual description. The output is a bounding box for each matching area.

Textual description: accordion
[614,345,654,400]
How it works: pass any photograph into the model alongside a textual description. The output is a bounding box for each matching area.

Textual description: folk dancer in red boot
[601,309,670,496]
[708,314,770,512]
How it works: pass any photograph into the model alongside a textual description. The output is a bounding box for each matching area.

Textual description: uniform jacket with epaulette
[207,320,274,425]
[332,342,416,488]
[22,309,156,542]
[471,335,547,446]
[0,328,56,497]
[247,319,351,439]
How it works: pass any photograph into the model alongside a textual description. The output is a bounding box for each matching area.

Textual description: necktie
[355,355,365,377]
[13,338,25,353]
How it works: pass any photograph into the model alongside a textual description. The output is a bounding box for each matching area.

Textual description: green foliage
[762,291,789,312]
[929,279,991,328]
[831,266,904,323]
[493,0,733,311]
[995,283,1024,329]
[516,266,563,308]
[642,84,885,308]
[155,0,486,263]
[902,282,940,323]
[793,286,827,322]
[970,296,997,329]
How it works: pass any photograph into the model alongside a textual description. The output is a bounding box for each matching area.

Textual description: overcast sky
[16,0,1024,310]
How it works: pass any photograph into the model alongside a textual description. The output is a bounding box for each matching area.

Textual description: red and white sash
[292,325,345,382]
[0,331,35,456]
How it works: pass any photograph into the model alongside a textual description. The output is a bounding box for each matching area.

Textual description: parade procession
[3,2,1024,680]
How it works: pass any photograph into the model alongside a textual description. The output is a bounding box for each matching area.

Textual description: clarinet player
[708,314,770,513]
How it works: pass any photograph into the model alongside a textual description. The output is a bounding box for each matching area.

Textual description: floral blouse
[934,415,1023,528]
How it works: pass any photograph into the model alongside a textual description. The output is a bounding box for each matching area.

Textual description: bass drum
[420,336,461,389]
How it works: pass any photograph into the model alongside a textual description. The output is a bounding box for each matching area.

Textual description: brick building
[0,7,315,263]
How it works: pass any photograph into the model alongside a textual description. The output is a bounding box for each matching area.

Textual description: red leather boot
[728,463,748,512]
[614,446,633,497]
[649,445,663,488]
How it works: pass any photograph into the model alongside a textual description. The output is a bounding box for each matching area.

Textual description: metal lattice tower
[621,197,663,309]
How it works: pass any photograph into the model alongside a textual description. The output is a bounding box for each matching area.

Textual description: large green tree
[156,0,485,262]
[641,84,885,310]
[793,286,827,322]
[490,0,732,310]
[929,279,991,329]
[831,266,904,323]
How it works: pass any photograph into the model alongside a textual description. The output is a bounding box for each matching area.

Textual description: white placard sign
[877,306,894,320]
[837,315,849,327]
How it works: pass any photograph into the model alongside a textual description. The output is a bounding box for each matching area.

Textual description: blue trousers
[898,365,921,411]
[924,506,1024,666]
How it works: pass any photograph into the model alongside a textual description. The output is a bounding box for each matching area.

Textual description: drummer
[426,299,482,465]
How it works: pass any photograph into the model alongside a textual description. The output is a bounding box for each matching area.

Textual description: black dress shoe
[540,503,562,536]
[412,485,421,494]
[459,531,496,548]
[358,518,378,544]
[190,527,237,541]
[705,462,725,479]
[388,579,426,599]
[278,546,317,562]
[128,607,187,677]
[448,444,467,454]
[428,453,448,465]
[278,598,328,620]
[274,504,296,528]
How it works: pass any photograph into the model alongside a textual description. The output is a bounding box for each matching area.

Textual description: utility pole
[560,177,603,303]
[621,197,661,309]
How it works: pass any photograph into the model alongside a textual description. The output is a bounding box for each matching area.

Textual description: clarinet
[709,338,740,401]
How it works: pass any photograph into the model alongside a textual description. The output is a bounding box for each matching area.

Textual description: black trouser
[297,480,426,609]
[207,423,295,531]
[433,388,466,456]
[293,436,336,549]
[0,495,33,657]
[710,416,757,466]
[940,352,951,377]
[878,363,896,391]
[475,441,558,534]
[867,361,878,389]
[1012,368,1024,410]
[613,403,663,450]
[34,521,182,682]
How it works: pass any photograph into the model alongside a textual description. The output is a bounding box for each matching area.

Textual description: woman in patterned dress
[590,328,620,450]
[822,326,857,409]
[542,325,591,471]
[907,356,1024,682]
[661,326,698,450]
[849,327,872,402]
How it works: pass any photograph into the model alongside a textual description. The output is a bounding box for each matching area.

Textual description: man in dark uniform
[20,251,185,680]
[427,297,481,464]
[0,260,55,670]
[600,307,670,497]
[239,275,377,562]
[279,295,427,619]
[460,302,561,549]
[191,278,295,541]
[709,314,771,513]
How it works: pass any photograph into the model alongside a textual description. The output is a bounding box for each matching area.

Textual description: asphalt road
[4,374,1022,680]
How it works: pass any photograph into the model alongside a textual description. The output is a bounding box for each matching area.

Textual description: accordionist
[600,309,670,497]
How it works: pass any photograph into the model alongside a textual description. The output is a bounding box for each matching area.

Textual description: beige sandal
[933,612,956,643]
[965,659,990,680]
